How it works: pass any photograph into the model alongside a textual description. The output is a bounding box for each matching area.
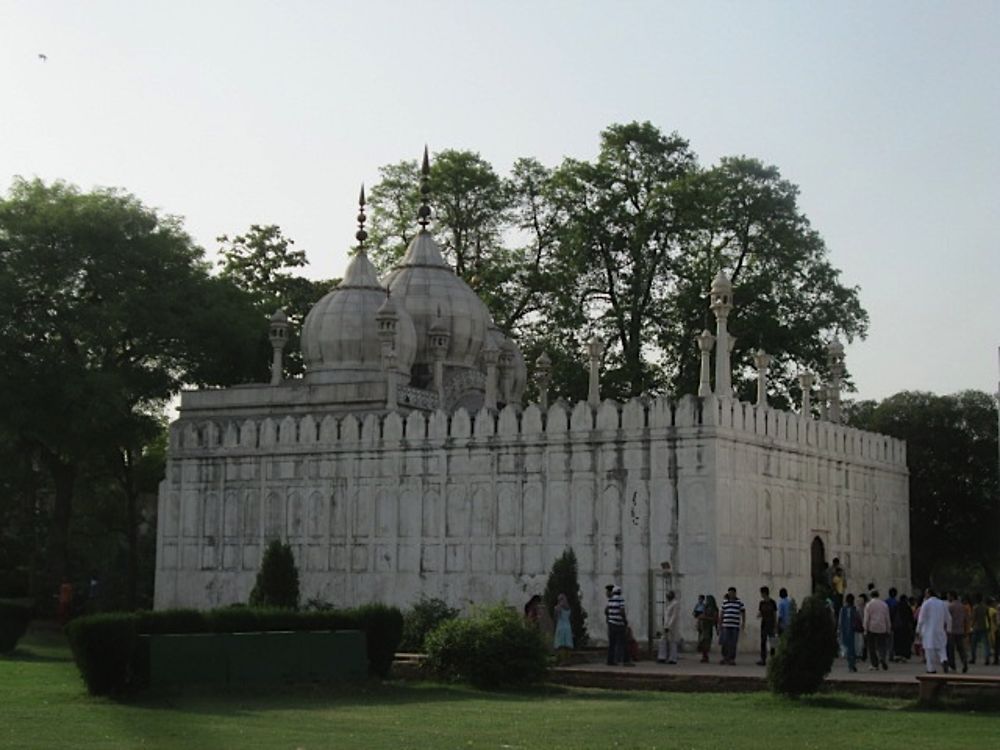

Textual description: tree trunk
[119,448,139,611]
[43,456,76,592]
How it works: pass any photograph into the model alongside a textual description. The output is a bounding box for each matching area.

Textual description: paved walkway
[551,654,1000,696]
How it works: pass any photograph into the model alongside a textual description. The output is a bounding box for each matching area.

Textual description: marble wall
[155,394,909,646]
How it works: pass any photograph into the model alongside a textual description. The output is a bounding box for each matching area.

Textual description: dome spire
[355,184,368,251]
[417,145,431,230]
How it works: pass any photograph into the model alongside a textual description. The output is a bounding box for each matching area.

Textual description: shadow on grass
[116,677,653,718]
[0,647,71,664]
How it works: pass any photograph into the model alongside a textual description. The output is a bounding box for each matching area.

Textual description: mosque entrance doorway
[810,536,827,593]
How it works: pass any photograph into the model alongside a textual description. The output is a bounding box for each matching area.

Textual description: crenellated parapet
[170,393,906,468]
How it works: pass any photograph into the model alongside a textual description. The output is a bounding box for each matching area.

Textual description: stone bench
[916,673,1000,704]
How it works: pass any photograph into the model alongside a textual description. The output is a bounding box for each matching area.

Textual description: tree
[666,157,868,403]
[217,224,335,378]
[767,594,837,696]
[0,178,264,604]
[848,390,999,589]
[365,124,867,403]
[249,540,300,609]
[542,548,589,647]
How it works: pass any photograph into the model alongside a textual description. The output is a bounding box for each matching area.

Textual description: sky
[2,0,998,402]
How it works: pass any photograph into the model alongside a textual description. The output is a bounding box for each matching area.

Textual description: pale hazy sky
[2,1,998,401]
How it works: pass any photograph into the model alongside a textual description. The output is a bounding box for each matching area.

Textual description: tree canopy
[849,390,999,589]
[0,178,264,600]
[366,123,868,404]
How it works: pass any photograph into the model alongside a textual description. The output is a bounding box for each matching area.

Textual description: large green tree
[365,123,868,404]
[0,178,263,604]
[217,223,335,378]
[849,390,999,590]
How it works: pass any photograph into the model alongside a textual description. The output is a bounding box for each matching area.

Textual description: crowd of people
[524,572,1000,675]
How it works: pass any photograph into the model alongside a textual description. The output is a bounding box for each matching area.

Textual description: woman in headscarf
[893,593,915,662]
[697,594,718,663]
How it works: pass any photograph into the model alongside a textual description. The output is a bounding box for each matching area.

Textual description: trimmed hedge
[0,600,33,653]
[66,604,403,695]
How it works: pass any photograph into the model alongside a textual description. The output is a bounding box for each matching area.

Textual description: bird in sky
[38,53,47,62]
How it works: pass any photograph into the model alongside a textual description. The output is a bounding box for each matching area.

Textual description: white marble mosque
[154,157,910,646]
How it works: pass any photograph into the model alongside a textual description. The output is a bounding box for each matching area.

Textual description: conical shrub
[767,594,837,696]
[249,540,300,609]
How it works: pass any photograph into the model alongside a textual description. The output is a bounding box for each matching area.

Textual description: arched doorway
[810,536,827,593]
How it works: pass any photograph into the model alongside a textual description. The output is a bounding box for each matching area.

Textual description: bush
[353,604,405,678]
[542,547,589,647]
[66,613,139,695]
[249,540,300,609]
[400,597,459,652]
[65,603,405,694]
[767,594,838,696]
[424,604,549,688]
[0,600,32,653]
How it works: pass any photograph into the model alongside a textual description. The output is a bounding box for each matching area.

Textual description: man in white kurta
[916,589,952,673]
[661,591,680,664]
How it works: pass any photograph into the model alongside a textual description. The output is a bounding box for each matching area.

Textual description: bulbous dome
[301,250,416,385]
[383,230,491,370]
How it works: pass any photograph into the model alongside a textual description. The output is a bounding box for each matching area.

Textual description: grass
[2,627,1000,750]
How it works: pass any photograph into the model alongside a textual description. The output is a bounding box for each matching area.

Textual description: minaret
[483,342,499,411]
[536,351,552,411]
[697,330,715,397]
[498,341,514,404]
[753,350,772,408]
[587,335,604,408]
[269,309,288,385]
[710,271,734,398]
[429,311,450,404]
[827,338,845,423]
[798,371,815,416]
[817,384,829,421]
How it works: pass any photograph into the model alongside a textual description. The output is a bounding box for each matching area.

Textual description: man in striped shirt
[605,585,631,666]
[719,586,746,665]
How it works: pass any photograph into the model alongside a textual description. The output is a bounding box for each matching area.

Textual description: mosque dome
[383,230,491,371]
[301,249,416,385]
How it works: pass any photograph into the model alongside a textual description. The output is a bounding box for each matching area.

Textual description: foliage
[0,600,32,653]
[366,124,867,404]
[767,595,837,697]
[0,178,264,602]
[400,596,460,652]
[423,604,549,688]
[65,612,139,695]
[65,604,405,694]
[248,540,300,609]
[6,628,1000,749]
[542,548,589,647]
[217,223,335,378]
[848,390,999,588]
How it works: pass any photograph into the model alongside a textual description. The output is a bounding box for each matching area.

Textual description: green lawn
[2,628,999,750]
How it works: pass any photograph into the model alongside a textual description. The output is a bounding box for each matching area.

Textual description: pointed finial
[355,184,368,249]
[417,145,431,229]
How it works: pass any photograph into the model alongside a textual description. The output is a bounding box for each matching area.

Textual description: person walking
[916,588,951,673]
[662,590,680,664]
[946,591,969,673]
[776,588,795,639]
[696,594,718,663]
[863,590,891,671]
[719,587,746,666]
[838,593,861,672]
[756,586,778,666]
[970,593,991,665]
[892,594,915,662]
